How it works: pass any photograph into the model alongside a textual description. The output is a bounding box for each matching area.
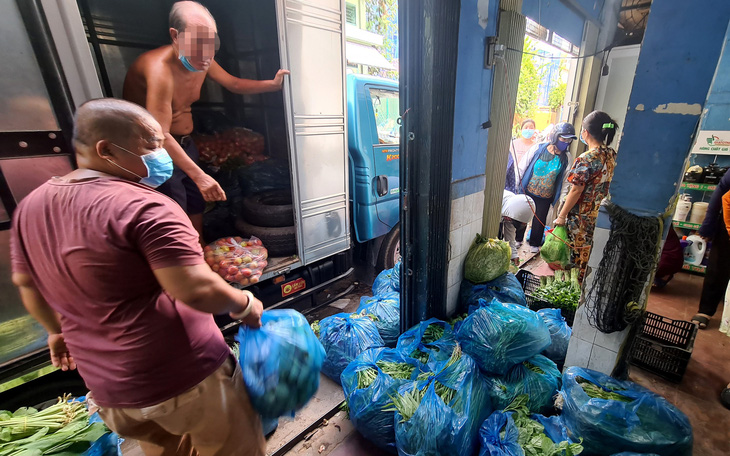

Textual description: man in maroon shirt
[10,98,265,456]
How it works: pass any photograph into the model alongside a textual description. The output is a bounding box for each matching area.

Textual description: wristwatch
[231,290,255,319]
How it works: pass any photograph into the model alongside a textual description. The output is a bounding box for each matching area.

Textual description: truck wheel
[240,191,294,228]
[376,224,401,270]
[235,218,297,257]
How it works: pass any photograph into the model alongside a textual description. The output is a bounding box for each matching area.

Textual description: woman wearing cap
[517,122,577,253]
[554,111,619,282]
[500,190,536,264]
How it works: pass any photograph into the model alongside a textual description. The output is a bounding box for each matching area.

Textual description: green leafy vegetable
[0,396,108,456]
[375,361,415,380]
[503,395,584,456]
[576,377,632,402]
[310,320,321,338]
[421,323,444,344]
[464,235,511,283]
[533,270,580,312]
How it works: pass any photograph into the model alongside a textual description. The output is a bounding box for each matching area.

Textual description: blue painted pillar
[611,3,730,213]
[445,0,500,314]
[565,1,730,375]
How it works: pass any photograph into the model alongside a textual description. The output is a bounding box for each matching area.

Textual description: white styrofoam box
[587,345,619,375]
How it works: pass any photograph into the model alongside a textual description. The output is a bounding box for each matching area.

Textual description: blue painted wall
[609,0,730,216]
[450,0,500,199]
[522,0,590,46]
[700,22,730,132]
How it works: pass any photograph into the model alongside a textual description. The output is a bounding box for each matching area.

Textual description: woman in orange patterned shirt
[554,111,619,282]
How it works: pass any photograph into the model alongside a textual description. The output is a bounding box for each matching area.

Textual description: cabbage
[464,235,511,284]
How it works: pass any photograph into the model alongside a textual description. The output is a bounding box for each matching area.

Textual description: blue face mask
[109,144,174,188]
[179,54,202,72]
[580,130,588,145]
[556,140,570,152]
[521,129,535,139]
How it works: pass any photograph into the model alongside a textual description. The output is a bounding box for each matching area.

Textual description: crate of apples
[204,236,269,286]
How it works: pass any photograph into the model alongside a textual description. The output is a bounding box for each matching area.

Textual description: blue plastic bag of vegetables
[537,309,572,364]
[458,273,527,314]
[341,348,420,453]
[487,355,561,415]
[456,299,551,375]
[358,292,401,346]
[319,313,384,382]
[373,266,399,296]
[236,309,325,419]
[392,347,492,456]
[478,411,523,456]
[559,367,693,456]
[391,259,401,291]
[396,318,458,366]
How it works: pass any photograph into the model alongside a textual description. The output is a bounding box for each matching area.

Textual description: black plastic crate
[629,312,697,383]
[515,270,576,326]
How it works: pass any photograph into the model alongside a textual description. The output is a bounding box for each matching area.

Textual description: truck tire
[376,224,401,271]
[240,191,294,228]
[235,218,297,257]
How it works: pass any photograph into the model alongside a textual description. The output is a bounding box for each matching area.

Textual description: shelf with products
[672,220,701,230]
[682,263,706,274]
[679,181,717,192]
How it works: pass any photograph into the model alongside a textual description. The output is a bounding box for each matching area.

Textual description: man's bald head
[169,1,216,32]
[73,99,158,152]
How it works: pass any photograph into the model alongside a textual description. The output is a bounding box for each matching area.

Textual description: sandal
[721,387,730,410]
[691,314,710,329]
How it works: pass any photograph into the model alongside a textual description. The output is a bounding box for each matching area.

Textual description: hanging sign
[691,130,730,155]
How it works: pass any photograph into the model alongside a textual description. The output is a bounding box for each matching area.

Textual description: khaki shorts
[97,355,265,456]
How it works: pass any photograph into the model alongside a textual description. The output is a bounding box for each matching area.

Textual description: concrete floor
[631,272,730,456]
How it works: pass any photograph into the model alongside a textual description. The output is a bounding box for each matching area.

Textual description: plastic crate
[515,270,576,326]
[629,312,697,383]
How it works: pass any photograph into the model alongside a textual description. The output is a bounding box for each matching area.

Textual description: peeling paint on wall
[635,104,645,111]
[652,103,703,115]
[477,0,489,29]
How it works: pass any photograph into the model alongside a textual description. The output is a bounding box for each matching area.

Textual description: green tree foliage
[548,80,567,112]
[365,0,399,80]
[515,37,541,120]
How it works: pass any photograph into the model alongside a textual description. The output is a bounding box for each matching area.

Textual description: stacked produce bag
[340,348,419,453]
[325,258,692,456]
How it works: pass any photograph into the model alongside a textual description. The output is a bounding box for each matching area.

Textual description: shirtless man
[124,1,289,236]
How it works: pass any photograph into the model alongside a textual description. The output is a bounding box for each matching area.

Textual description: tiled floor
[631,271,730,456]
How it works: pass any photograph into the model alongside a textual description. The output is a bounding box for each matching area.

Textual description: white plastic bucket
[690,202,709,225]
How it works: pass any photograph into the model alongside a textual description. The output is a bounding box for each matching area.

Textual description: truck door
[367,86,400,231]
[276,0,350,264]
[0,0,76,375]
